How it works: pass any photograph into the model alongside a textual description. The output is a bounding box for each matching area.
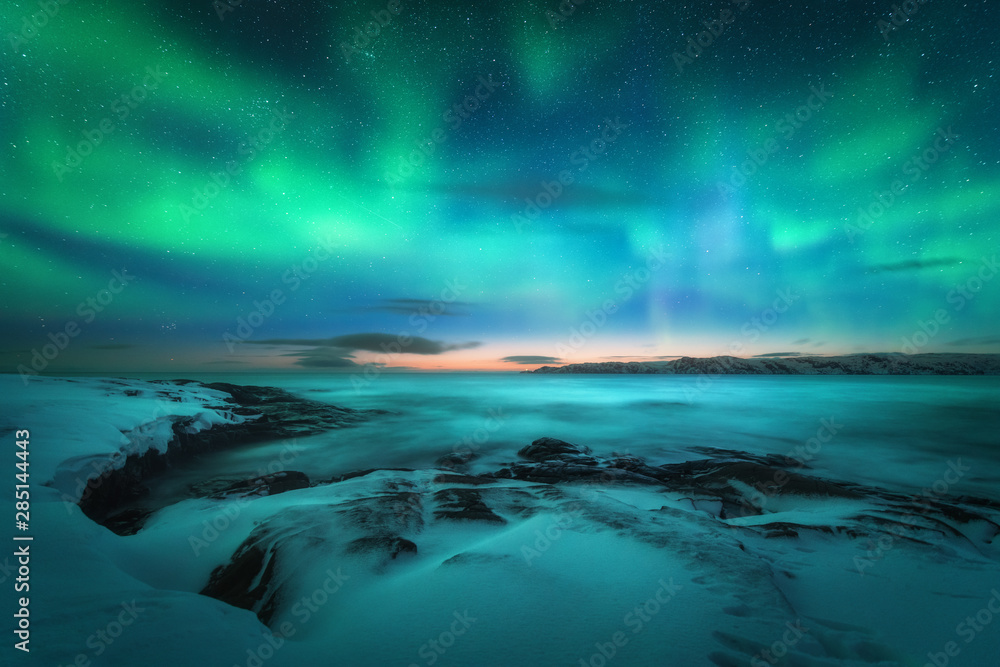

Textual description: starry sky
[1,0,998,373]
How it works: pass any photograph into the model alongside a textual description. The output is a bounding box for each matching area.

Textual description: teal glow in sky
[1,0,998,373]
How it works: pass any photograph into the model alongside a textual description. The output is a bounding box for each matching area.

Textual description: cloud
[269,346,360,368]
[251,333,481,355]
[202,359,250,365]
[500,355,562,365]
[89,343,135,350]
[865,258,963,274]
[792,338,811,345]
[753,352,803,357]
[248,333,481,368]
[294,354,362,368]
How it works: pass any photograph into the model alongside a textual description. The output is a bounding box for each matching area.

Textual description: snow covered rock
[529,353,1000,375]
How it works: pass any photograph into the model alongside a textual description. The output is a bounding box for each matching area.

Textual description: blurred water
[130,373,1000,501]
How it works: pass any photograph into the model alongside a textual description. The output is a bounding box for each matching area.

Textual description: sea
[119,372,1000,503]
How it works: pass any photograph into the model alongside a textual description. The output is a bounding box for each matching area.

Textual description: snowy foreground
[1,375,999,666]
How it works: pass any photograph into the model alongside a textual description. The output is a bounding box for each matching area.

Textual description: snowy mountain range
[527,353,1000,375]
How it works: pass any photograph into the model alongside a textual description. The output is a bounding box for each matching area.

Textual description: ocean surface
[121,372,1000,503]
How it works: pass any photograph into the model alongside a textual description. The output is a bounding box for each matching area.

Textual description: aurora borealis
[2,0,998,374]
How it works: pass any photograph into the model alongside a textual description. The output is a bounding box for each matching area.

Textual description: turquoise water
[119,373,1000,502]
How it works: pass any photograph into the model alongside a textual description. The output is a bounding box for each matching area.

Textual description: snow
[0,376,249,501]
[2,373,999,666]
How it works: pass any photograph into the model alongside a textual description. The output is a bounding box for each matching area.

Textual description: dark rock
[338,491,424,534]
[201,505,342,627]
[201,542,280,626]
[435,449,479,469]
[202,382,387,436]
[693,462,861,499]
[758,522,800,539]
[323,468,416,484]
[346,535,418,559]
[432,474,496,486]
[518,437,593,462]
[102,507,154,536]
[433,488,506,524]
[210,471,311,499]
[608,454,646,471]
[493,462,658,486]
[441,552,511,566]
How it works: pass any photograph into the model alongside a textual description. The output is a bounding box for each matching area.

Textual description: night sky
[2,0,998,373]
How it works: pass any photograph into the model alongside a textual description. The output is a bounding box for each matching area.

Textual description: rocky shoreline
[183,433,998,629]
[69,380,1000,632]
[76,380,385,533]
[202,438,1000,627]
[41,376,1000,665]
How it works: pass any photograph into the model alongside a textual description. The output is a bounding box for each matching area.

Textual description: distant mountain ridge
[525,353,1000,375]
